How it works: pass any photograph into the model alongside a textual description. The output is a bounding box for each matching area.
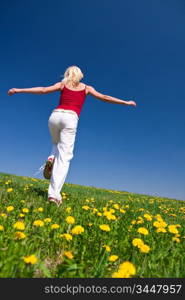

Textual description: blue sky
[1,0,185,200]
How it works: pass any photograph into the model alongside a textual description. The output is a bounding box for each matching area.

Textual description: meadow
[0,172,185,278]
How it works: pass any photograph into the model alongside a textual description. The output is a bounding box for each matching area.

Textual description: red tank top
[56,85,87,117]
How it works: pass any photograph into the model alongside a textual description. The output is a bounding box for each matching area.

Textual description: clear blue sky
[1,0,185,200]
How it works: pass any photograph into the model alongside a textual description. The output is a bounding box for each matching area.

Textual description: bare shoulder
[84,84,94,95]
[57,81,64,91]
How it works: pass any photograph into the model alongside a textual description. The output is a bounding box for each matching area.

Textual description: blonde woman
[8,65,137,206]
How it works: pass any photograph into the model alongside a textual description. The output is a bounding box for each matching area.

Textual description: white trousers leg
[47,110,79,200]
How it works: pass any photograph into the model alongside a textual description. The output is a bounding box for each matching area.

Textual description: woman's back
[56,82,87,117]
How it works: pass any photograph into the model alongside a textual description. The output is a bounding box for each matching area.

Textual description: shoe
[43,157,55,180]
[48,197,62,207]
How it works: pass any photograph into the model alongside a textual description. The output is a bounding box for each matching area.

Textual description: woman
[8,65,137,206]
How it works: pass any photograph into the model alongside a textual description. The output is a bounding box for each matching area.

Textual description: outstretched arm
[8,82,62,96]
[86,85,136,107]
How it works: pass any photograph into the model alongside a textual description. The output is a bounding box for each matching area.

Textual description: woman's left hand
[8,88,17,95]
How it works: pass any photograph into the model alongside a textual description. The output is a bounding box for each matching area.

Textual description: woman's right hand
[127,100,137,107]
[8,88,17,96]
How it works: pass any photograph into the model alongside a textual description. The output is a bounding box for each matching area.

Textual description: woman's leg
[48,113,78,201]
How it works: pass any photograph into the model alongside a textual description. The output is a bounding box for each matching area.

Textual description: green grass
[0,172,185,278]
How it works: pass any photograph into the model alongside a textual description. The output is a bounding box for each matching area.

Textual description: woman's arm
[86,85,137,107]
[8,82,62,96]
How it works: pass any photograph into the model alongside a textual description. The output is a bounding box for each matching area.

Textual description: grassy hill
[0,172,185,278]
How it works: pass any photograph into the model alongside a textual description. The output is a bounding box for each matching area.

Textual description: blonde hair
[62,66,84,85]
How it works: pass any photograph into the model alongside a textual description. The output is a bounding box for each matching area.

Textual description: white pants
[48,109,79,200]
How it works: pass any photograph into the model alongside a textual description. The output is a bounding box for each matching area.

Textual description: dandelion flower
[99,224,111,232]
[120,209,126,214]
[51,224,60,229]
[13,221,25,230]
[7,188,13,193]
[113,204,120,210]
[33,220,44,227]
[143,214,152,221]
[168,225,179,234]
[64,251,74,259]
[108,255,119,262]
[132,238,144,248]
[19,213,25,218]
[71,225,84,235]
[6,206,14,212]
[139,244,151,253]
[112,261,136,278]
[0,225,4,231]
[23,254,38,264]
[137,227,149,235]
[66,207,72,213]
[102,245,111,252]
[65,216,75,225]
[0,213,7,218]
[37,207,43,212]
[172,237,180,243]
[82,205,90,210]
[15,231,26,240]
[156,227,167,233]
[44,218,52,223]
[22,208,29,213]
[61,233,73,241]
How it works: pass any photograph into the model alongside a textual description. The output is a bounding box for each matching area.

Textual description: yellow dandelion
[6,206,14,212]
[22,208,29,213]
[97,212,102,216]
[156,227,167,233]
[143,214,152,221]
[120,209,126,214]
[64,251,73,259]
[37,207,43,212]
[0,225,4,231]
[88,223,93,227]
[137,227,149,235]
[168,225,179,234]
[113,204,120,210]
[61,233,73,241]
[66,207,72,213]
[13,221,25,230]
[112,261,136,278]
[44,218,52,223]
[7,188,13,193]
[23,254,38,264]
[19,213,25,218]
[132,238,144,248]
[71,225,84,235]
[0,213,7,218]
[15,231,26,240]
[99,224,111,232]
[33,220,44,227]
[172,237,180,243]
[102,245,111,252]
[131,220,136,225]
[106,214,116,220]
[65,216,75,225]
[51,224,60,229]
[139,244,151,253]
[108,255,119,262]
[82,205,90,210]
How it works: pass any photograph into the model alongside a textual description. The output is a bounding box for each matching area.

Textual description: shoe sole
[43,160,54,180]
